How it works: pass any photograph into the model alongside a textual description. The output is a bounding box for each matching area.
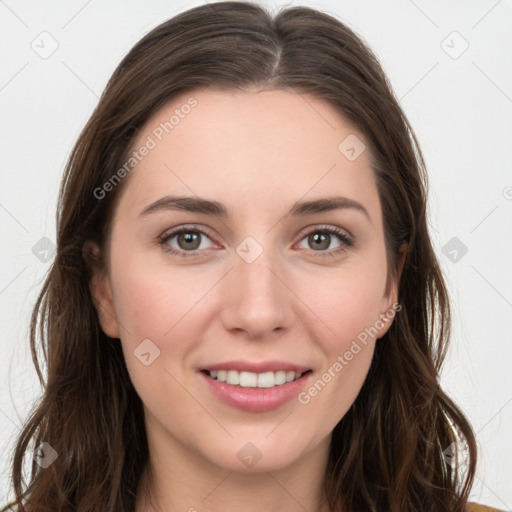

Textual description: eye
[158,224,354,259]
[296,226,353,258]
[159,225,216,257]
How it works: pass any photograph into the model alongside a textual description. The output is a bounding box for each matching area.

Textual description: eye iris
[178,232,201,250]
[309,232,330,250]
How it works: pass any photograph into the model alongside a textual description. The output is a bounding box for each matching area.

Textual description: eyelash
[158,224,354,259]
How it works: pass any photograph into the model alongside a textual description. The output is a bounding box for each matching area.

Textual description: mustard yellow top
[467,503,508,512]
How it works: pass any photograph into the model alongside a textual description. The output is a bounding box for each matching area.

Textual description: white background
[1,0,511,509]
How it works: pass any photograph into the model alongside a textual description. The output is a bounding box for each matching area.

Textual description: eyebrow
[138,195,370,221]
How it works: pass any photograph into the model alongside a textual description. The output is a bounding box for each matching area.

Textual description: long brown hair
[2,2,477,511]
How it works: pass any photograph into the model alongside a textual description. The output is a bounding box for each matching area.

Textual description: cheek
[110,249,202,340]
[295,275,383,423]
[296,259,388,347]
[109,257,207,412]
[108,244,228,379]
[291,254,387,410]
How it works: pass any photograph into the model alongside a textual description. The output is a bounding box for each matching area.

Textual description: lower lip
[199,371,313,412]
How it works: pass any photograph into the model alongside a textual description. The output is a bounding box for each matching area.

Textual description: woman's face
[88,88,400,473]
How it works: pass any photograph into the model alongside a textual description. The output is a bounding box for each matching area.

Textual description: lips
[199,368,314,412]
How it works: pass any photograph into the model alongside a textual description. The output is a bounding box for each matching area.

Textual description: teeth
[226,370,239,385]
[207,369,304,388]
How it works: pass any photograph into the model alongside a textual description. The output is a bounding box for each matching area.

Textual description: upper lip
[201,359,311,374]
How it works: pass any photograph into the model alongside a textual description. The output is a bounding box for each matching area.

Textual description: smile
[203,369,309,388]
[199,369,313,412]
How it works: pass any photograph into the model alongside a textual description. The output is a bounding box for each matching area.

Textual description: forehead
[119,88,378,218]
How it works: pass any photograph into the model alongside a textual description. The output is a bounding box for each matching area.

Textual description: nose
[220,248,295,340]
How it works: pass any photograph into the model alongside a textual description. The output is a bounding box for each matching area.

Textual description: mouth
[200,369,313,389]
[198,367,314,412]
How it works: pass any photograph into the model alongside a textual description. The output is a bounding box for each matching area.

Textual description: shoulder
[466,502,509,512]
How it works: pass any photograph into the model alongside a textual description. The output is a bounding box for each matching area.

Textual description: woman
[1,2,504,511]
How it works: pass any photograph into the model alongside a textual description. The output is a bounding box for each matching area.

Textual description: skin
[86,88,405,512]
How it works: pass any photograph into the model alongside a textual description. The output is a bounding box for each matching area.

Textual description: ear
[377,242,408,339]
[82,240,120,339]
